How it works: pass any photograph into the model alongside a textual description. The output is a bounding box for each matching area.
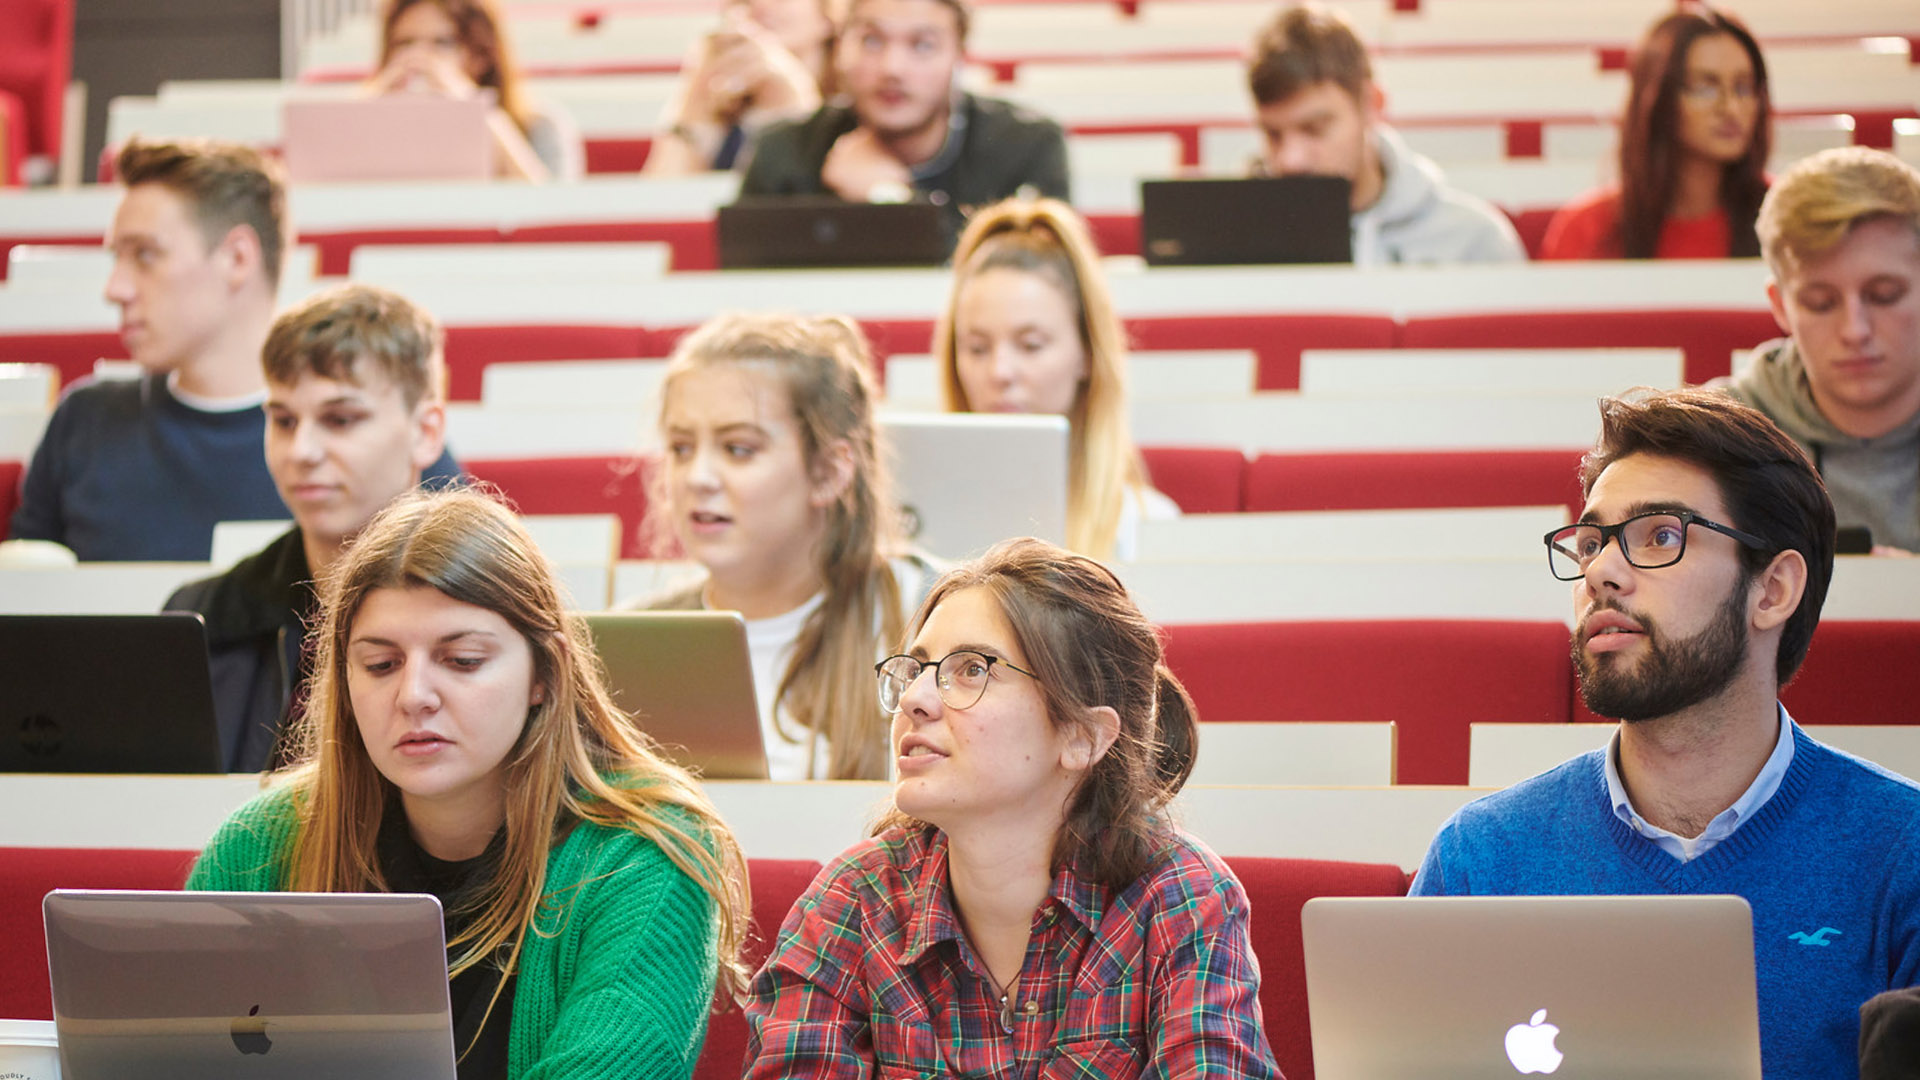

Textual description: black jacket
[164,527,314,773]
[740,93,1070,242]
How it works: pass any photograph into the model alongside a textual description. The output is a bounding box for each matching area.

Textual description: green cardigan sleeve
[508,818,722,1080]
[186,784,302,891]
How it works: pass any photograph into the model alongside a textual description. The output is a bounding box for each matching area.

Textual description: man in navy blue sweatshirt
[1413,387,1920,1078]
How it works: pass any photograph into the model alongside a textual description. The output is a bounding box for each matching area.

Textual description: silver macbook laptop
[581,610,769,780]
[282,96,494,183]
[880,412,1069,559]
[44,890,456,1080]
[1302,895,1761,1080]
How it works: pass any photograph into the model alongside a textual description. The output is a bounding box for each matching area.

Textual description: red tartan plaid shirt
[743,824,1281,1079]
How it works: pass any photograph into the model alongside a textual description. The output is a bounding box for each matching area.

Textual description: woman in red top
[1543,4,1770,260]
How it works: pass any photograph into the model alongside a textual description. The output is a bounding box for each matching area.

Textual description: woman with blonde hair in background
[369,0,586,181]
[641,312,936,780]
[934,197,1179,560]
[190,487,749,1080]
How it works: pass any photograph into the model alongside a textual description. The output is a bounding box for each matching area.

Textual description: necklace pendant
[998,993,1014,1035]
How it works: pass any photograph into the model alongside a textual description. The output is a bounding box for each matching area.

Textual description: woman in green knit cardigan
[189,488,752,1080]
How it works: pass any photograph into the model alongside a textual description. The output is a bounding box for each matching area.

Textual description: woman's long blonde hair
[933,197,1150,560]
[278,487,751,1002]
[379,0,535,135]
[647,313,903,779]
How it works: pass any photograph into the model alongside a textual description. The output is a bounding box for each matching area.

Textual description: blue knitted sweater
[1412,722,1920,1078]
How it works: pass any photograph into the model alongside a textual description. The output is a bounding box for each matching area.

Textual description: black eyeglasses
[1544,511,1773,581]
[874,650,1037,714]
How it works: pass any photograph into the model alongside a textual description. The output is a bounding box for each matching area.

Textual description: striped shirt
[743,824,1279,1079]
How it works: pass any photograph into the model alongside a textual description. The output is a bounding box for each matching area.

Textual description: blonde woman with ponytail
[642,312,936,780]
[189,488,750,1080]
[933,197,1179,560]
[744,538,1278,1077]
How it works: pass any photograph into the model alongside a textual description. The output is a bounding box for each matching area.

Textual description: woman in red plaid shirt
[742,538,1281,1078]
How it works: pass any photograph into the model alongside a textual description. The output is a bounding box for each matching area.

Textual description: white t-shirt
[743,590,829,780]
[1111,485,1183,561]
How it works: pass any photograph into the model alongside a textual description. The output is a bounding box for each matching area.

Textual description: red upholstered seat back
[1141,446,1247,513]
[0,459,23,540]
[0,0,73,177]
[464,455,652,560]
[1164,620,1575,784]
[1225,855,1411,1080]
[1125,314,1398,391]
[0,846,199,1020]
[1401,308,1782,386]
[1783,621,1920,726]
[0,331,128,388]
[443,325,651,401]
[693,858,825,1080]
[1245,449,1587,521]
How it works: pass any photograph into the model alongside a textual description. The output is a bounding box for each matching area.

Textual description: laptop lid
[717,198,951,269]
[1302,894,1761,1080]
[579,610,770,780]
[880,411,1069,560]
[0,614,223,773]
[1140,175,1353,266]
[44,890,456,1080]
[282,96,494,184]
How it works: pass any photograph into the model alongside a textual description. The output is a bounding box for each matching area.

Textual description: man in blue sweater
[1413,388,1920,1078]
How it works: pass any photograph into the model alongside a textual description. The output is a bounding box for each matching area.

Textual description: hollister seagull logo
[1790,927,1842,946]
[1504,1008,1564,1074]
[230,1004,272,1055]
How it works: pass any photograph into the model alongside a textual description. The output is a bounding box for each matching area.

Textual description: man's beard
[1575,582,1751,722]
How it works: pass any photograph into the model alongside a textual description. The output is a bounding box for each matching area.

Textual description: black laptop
[0,614,223,773]
[1140,175,1353,265]
[717,196,952,268]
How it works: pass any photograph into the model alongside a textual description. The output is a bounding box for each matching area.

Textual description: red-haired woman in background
[1543,4,1770,260]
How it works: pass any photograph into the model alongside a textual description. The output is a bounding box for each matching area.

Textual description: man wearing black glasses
[1411,387,1920,1078]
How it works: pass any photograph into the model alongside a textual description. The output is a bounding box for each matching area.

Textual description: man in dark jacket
[166,284,448,772]
[738,0,1068,242]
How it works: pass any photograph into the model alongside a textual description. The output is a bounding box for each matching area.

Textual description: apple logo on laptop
[231,1004,272,1055]
[1504,1008,1563,1074]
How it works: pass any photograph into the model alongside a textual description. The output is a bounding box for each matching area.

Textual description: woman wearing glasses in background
[1542,4,1771,260]
[741,538,1279,1079]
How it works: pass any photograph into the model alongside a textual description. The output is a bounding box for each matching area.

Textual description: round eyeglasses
[1544,510,1772,581]
[874,650,1037,714]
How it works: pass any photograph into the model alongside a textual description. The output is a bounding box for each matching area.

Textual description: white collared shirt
[1604,706,1797,862]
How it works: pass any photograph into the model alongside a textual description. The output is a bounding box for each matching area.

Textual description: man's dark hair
[1248,1,1371,106]
[1580,388,1836,685]
[116,137,289,289]
[845,0,970,44]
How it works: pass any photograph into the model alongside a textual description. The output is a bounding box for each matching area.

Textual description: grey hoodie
[1719,338,1920,552]
[1351,126,1526,266]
